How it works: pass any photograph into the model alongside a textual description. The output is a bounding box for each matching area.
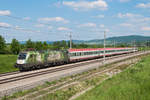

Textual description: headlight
[17,60,26,64]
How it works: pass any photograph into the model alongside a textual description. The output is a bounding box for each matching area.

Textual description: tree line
[1,35,148,55]
[0,35,104,55]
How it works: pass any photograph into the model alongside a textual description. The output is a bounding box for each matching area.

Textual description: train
[15,48,137,71]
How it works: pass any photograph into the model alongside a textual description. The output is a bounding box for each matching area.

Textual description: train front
[14,52,28,70]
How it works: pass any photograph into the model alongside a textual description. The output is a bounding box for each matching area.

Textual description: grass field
[76,55,150,100]
[0,55,18,74]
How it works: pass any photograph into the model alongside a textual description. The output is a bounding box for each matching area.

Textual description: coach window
[90,52,92,55]
[88,52,90,55]
[77,52,79,56]
[80,52,82,56]
[83,52,85,55]
[93,52,95,55]
[93,51,94,54]
[96,51,98,54]
[86,52,88,55]
[89,52,91,55]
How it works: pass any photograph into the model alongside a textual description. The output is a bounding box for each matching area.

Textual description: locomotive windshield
[18,53,27,60]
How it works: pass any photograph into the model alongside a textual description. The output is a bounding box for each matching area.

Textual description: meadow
[76,55,150,100]
[0,55,18,74]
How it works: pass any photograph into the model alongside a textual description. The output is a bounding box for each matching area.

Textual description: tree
[35,41,43,50]
[0,35,6,54]
[10,38,20,54]
[77,43,88,48]
[53,41,61,50]
[26,39,35,49]
[43,41,48,50]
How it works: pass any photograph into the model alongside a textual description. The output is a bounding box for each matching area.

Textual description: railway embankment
[0,51,150,100]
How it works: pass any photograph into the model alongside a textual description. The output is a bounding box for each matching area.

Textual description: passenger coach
[68,48,136,61]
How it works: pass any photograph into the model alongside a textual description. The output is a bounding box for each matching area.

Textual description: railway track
[0,71,20,77]
[0,51,147,85]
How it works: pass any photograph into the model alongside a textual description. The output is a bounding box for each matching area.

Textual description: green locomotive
[15,50,69,71]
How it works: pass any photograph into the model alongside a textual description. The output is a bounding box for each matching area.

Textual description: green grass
[0,54,18,74]
[76,55,150,100]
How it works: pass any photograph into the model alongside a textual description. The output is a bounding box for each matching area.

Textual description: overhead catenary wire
[5,15,53,27]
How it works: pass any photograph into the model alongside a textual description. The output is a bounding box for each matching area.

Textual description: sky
[0,0,150,43]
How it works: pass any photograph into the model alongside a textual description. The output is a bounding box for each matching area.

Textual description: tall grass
[76,55,150,100]
[0,55,18,74]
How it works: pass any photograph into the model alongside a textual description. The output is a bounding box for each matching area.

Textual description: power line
[6,15,53,27]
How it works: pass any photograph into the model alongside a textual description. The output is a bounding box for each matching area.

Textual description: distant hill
[84,35,150,44]
[19,35,150,45]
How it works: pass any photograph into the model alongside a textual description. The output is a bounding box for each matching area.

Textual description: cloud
[0,22,11,28]
[117,13,141,18]
[35,24,53,30]
[15,26,41,33]
[35,24,45,28]
[57,27,70,31]
[99,24,105,28]
[120,23,133,27]
[48,26,53,30]
[92,14,104,18]
[136,3,150,8]
[105,28,109,32]
[23,17,31,21]
[120,0,130,3]
[78,23,97,28]
[0,10,11,16]
[63,0,108,11]
[117,13,150,24]
[141,27,150,31]
[38,17,69,23]
[15,26,23,30]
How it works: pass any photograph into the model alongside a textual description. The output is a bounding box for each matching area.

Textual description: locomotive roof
[68,48,132,52]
